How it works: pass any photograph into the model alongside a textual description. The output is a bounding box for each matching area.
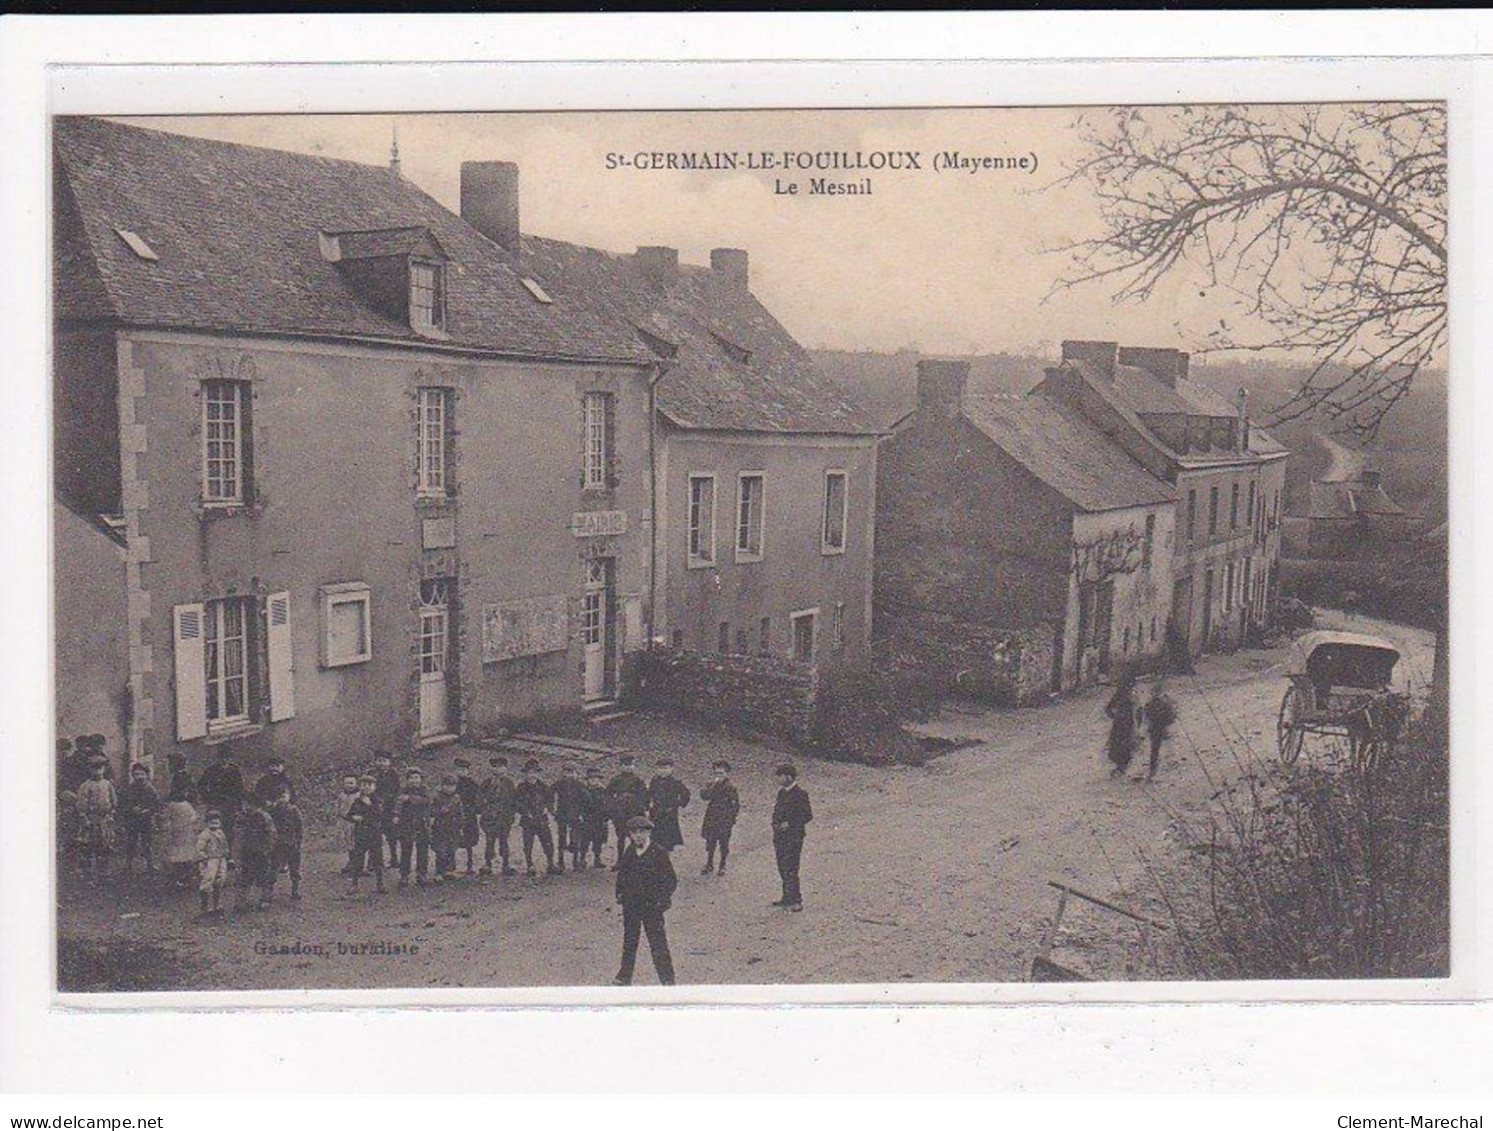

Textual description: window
[687,474,716,566]
[759,616,771,655]
[790,610,817,663]
[1143,514,1155,568]
[822,469,848,553]
[1225,562,1236,611]
[736,473,765,559]
[202,380,249,506]
[718,622,731,653]
[320,582,372,667]
[1247,481,1257,530]
[204,596,252,726]
[410,259,445,331]
[1123,626,1131,655]
[419,578,451,676]
[1186,489,1197,544]
[1150,616,1158,644]
[1230,482,1240,529]
[417,388,452,497]
[1208,486,1220,535]
[173,593,293,740]
[583,393,613,490]
[735,628,748,654]
[833,603,846,651]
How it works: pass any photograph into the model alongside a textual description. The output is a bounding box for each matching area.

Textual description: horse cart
[1276,631,1410,768]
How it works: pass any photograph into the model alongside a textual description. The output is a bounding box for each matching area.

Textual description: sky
[132,108,1263,358]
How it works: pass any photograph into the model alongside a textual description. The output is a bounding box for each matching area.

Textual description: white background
[1,12,1489,1100]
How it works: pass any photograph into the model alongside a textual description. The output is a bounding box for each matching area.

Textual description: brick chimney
[634,246,679,286]
[1061,340,1119,380]
[710,248,749,293]
[917,358,969,419]
[1117,346,1190,389]
[460,161,520,254]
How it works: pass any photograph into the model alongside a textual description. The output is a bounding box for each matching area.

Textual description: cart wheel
[1278,686,1305,764]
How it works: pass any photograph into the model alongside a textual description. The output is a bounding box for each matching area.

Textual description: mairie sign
[571,510,627,538]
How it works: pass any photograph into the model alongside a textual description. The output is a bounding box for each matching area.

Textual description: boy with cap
[195,810,230,917]
[252,754,296,808]
[698,760,740,876]
[266,786,304,902]
[119,762,162,879]
[514,759,558,876]
[770,763,812,912]
[612,815,678,986]
[552,761,588,872]
[604,753,648,870]
[234,796,278,911]
[345,773,386,895]
[394,767,432,886]
[579,766,609,870]
[453,757,482,875]
[646,757,690,853]
[371,751,401,868]
[429,774,466,883]
[479,756,517,877]
[197,745,245,859]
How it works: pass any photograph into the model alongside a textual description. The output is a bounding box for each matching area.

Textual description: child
[1141,679,1178,782]
[454,757,482,875]
[552,762,588,872]
[646,757,689,852]
[699,760,740,876]
[371,751,401,868]
[580,766,609,870]
[119,762,162,879]
[165,757,203,890]
[394,768,432,887]
[234,798,277,912]
[429,774,466,883]
[267,788,304,902]
[74,754,117,881]
[604,753,648,870]
[514,759,558,877]
[337,774,361,874]
[195,809,230,917]
[479,756,517,877]
[252,754,296,807]
[346,773,386,894]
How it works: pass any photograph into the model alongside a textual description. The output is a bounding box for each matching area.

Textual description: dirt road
[56,613,1431,991]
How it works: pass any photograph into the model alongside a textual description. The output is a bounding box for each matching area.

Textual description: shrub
[808,667,933,766]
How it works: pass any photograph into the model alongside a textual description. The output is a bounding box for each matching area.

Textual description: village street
[57,612,1431,992]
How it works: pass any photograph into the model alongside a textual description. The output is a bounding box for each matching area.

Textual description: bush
[807,667,934,767]
[1276,596,1315,632]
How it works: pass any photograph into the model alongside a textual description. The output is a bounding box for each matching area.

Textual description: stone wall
[876,611,1057,707]
[640,646,820,741]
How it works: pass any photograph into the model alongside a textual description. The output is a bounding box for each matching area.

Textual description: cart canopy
[1293,631,1400,690]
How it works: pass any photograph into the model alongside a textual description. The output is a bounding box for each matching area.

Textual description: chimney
[460,161,520,254]
[1061,340,1119,380]
[710,247,749,293]
[634,246,679,287]
[1117,346,1189,389]
[917,358,969,419]
[1236,386,1250,453]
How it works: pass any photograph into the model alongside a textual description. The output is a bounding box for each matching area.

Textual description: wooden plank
[1046,881,1170,931]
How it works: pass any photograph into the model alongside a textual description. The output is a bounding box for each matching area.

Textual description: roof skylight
[521,277,554,305]
[115,228,158,262]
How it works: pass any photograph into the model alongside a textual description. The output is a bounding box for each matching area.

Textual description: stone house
[53,117,657,775]
[1287,466,1420,560]
[875,359,1177,703]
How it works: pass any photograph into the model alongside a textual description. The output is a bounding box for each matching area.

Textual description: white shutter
[173,602,208,741]
[266,591,296,722]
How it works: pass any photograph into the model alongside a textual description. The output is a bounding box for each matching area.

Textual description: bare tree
[1051,103,1446,439]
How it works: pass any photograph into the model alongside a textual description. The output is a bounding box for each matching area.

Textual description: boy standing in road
[515,759,559,876]
[646,757,689,853]
[604,753,647,870]
[770,763,812,912]
[371,751,401,868]
[699,760,740,876]
[479,756,517,877]
[394,767,432,887]
[346,773,386,895]
[1142,679,1178,782]
[430,774,466,883]
[454,757,482,875]
[612,816,678,986]
[579,765,609,870]
[119,762,162,879]
[552,761,588,872]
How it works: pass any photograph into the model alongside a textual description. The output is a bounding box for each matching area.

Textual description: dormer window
[410,258,446,332]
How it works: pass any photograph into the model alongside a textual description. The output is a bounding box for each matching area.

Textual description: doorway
[1201,568,1215,646]
[1094,579,1115,674]
[418,576,455,739]
[582,557,613,702]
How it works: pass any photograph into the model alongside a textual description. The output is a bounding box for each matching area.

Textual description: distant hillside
[811,348,1448,524]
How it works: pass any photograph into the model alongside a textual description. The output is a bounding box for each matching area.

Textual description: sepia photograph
[49,98,1449,996]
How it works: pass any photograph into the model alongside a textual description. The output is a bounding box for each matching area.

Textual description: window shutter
[173,603,208,742]
[605,394,620,488]
[266,591,296,722]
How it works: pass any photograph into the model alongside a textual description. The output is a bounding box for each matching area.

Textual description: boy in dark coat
[514,759,558,876]
[198,747,245,857]
[604,753,648,869]
[552,762,588,872]
[612,816,678,986]
[252,755,296,808]
[479,756,517,877]
[579,766,609,869]
[119,762,162,878]
[233,799,278,911]
[770,763,812,912]
[1141,679,1178,782]
[371,751,402,868]
[394,767,432,886]
[266,787,304,902]
[453,757,482,875]
[429,774,466,883]
[647,757,689,852]
[346,773,385,894]
[698,760,740,876]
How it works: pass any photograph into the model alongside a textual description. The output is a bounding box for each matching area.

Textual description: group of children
[336,750,743,895]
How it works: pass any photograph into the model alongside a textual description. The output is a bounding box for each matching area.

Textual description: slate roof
[521,236,879,435]
[960,394,1175,513]
[53,116,648,365]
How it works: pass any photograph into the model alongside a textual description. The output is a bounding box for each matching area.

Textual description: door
[1201,568,1214,646]
[1170,576,1193,652]
[791,610,817,664]
[582,558,611,701]
[1094,580,1115,674]
[418,577,451,738]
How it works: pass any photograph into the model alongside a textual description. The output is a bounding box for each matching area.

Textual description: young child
[119,762,162,879]
[646,757,690,853]
[346,773,386,894]
[604,753,647,870]
[552,762,588,872]
[479,756,517,877]
[195,809,230,917]
[699,760,740,876]
[580,766,609,870]
[165,754,202,890]
[234,798,278,912]
[337,774,361,875]
[515,759,558,877]
[454,757,482,876]
[252,754,296,808]
[371,751,401,869]
[394,768,432,887]
[74,754,117,881]
[267,788,304,902]
[429,774,466,883]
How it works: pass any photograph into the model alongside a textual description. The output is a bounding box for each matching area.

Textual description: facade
[53,118,656,775]
[1035,342,1289,655]
[1287,466,1420,560]
[875,359,1176,702]
[521,241,883,686]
